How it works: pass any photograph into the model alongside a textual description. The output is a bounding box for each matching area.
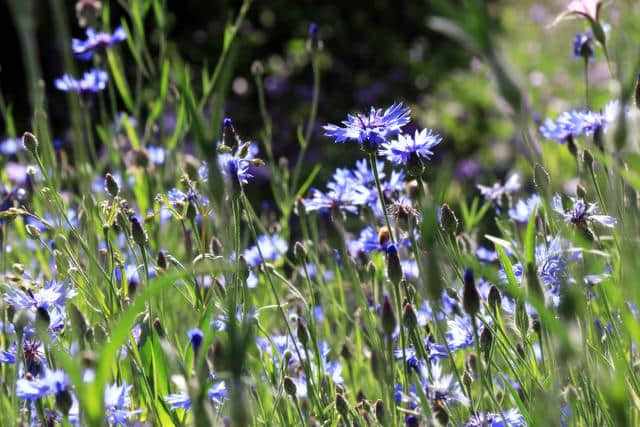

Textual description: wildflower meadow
[2,0,640,425]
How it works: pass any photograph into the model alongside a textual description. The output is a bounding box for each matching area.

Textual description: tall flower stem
[369,153,395,242]
[584,57,590,108]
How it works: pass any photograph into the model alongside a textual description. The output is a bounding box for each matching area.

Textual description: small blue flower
[104,381,142,425]
[54,69,108,94]
[573,31,595,60]
[147,145,167,165]
[16,369,69,401]
[0,138,24,156]
[379,128,441,166]
[323,102,411,150]
[5,280,76,312]
[187,328,204,352]
[477,174,520,204]
[508,194,541,223]
[243,234,288,268]
[166,392,191,410]
[465,408,526,426]
[72,26,127,60]
[208,381,227,405]
[552,194,616,228]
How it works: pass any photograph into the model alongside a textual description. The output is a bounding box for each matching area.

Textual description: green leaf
[524,209,537,267]
[106,50,134,111]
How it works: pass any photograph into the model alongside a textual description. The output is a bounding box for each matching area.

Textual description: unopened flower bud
[25,224,41,239]
[294,241,307,263]
[251,60,264,76]
[156,250,168,270]
[130,216,148,247]
[480,326,492,360]
[55,388,73,416]
[22,132,39,155]
[440,204,458,235]
[385,244,403,285]
[402,302,418,330]
[297,318,309,348]
[335,393,350,418]
[488,285,501,310]
[105,173,120,197]
[462,268,480,316]
[381,295,396,336]
[583,149,594,170]
[284,376,297,396]
[375,399,384,424]
[576,183,587,199]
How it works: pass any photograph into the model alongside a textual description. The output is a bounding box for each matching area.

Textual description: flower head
[55,69,108,94]
[552,194,616,228]
[323,102,411,150]
[243,234,288,268]
[567,0,602,22]
[379,128,441,170]
[573,31,595,60]
[72,26,127,60]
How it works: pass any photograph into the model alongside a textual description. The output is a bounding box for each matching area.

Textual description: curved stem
[369,154,395,243]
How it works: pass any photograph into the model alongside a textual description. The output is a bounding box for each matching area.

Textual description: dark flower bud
[13,309,31,336]
[22,132,39,155]
[25,224,41,239]
[532,316,541,334]
[516,342,526,359]
[402,302,418,331]
[75,0,102,28]
[209,237,222,255]
[335,393,350,418]
[297,318,309,348]
[480,327,492,360]
[375,399,384,424]
[381,295,396,336]
[385,244,403,285]
[251,60,264,76]
[366,260,377,278]
[488,285,501,310]
[130,216,148,247]
[533,163,551,191]
[238,255,250,282]
[583,149,594,170]
[440,204,458,235]
[576,183,587,199]
[463,370,473,388]
[55,388,74,416]
[156,250,168,270]
[153,318,165,337]
[283,349,293,363]
[294,241,307,263]
[462,268,480,316]
[105,173,120,197]
[340,342,352,360]
[284,376,297,397]
[69,303,89,338]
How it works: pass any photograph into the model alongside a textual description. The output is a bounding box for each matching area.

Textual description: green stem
[370,154,395,243]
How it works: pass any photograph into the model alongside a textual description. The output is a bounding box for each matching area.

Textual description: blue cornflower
[0,138,24,156]
[573,31,595,60]
[166,392,191,410]
[5,280,76,312]
[477,174,520,205]
[445,316,476,351]
[539,101,623,143]
[72,26,127,60]
[304,168,367,214]
[508,194,541,223]
[208,381,228,404]
[16,369,69,401]
[187,328,204,352]
[552,194,616,228]
[465,408,526,426]
[104,381,142,425]
[243,234,288,268]
[323,102,411,151]
[147,145,167,165]
[54,69,108,94]
[379,128,442,169]
[476,246,498,263]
